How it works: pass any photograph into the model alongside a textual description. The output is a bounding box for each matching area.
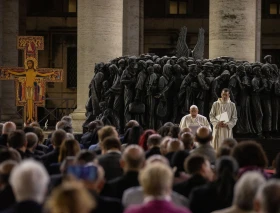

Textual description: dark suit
[173,174,208,198]
[145,147,161,159]
[90,191,123,213]
[1,201,42,213]
[80,132,95,148]
[15,149,26,160]
[165,152,175,164]
[0,185,15,211]
[41,148,60,169]
[98,152,123,181]
[105,171,139,199]
[0,134,8,147]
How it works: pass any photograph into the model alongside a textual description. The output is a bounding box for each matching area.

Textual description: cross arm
[0,67,25,80]
[37,68,63,82]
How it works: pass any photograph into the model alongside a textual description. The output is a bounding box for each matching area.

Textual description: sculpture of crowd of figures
[84,53,280,138]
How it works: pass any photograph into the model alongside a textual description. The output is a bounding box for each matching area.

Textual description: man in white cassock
[209,88,237,150]
[179,105,211,133]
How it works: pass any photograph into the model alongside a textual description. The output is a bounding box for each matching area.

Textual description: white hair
[190,105,198,110]
[233,171,265,210]
[256,180,280,213]
[66,133,75,140]
[9,160,50,203]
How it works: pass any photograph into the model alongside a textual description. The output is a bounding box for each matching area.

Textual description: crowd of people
[0,115,280,213]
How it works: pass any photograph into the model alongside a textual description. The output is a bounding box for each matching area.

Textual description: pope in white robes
[179,105,211,133]
[209,89,237,150]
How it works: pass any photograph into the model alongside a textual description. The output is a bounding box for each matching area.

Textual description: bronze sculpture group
[84,27,279,139]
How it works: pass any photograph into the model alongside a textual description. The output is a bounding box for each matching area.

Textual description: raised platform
[236,138,280,166]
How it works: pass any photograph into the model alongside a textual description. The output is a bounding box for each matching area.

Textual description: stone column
[72,0,123,132]
[0,0,19,122]
[123,0,144,55]
[209,0,261,62]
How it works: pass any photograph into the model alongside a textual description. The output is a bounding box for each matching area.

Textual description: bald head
[3,122,16,134]
[190,105,198,118]
[167,139,184,153]
[122,145,145,171]
[195,126,212,144]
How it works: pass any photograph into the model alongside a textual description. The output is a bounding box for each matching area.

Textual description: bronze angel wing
[192,28,205,60]
[176,26,189,58]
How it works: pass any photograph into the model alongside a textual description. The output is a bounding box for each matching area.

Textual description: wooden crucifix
[0,36,63,124]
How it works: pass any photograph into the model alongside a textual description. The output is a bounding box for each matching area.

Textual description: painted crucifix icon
[0,36,63,124]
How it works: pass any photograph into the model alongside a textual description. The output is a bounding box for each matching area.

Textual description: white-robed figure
[209,88,237,150]
[179,105,211,133]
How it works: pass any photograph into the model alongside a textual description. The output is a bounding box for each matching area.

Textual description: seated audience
[254,180,280,213]
[23,126,35,133]
[8,160,50,213]
[46,181,95,213]
[56,121,73,133]
[30,122,40,128]
[105,145,145,199]
[41,129,67,169]
[231,141,268,178]
[122,155,189,209]
[171,151,189,184]
[221,138,238,148]
[160,136,172,156]
[98,136,123,181]
[33,127,48,153]
[180,132,194,152]
[25,132,43,159]
[0,122,16,147]
[157,126,171,137]
[189,156,238,213]
[191,127,216,165]
[123,126,143,148]
[168,126,181,139]
[213,171,265,213]
[58,139,81,163]
[61,115,73,126]
[0,148,21,163]
[81,121,103,149]
[75,150,96,165]
[138,129,156,151]
[0,160,17,210]
[145,134,162,159]
[180,127,192,135]
[124,162,191,213]
[216,145,231,158]
[7,130,27,159]
[173,154,213,198]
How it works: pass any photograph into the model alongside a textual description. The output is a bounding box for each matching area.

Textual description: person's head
[101,136,121,154]
[58,139,81,163]
[26,132,38,152]
[140,162,173,197]
[195,126,212,145]
[45,181,95,213]
[168,126,181,139]
[0,160,18,187]
[88,121,103,132]
[23,126,35,133]
[2,122,16,135]
[61,116,72,126]
[8,130,27,151]
[66,133,75,140]
[180,127,192,135]
[217,145,231,158]
[222,138,238,148]
[255,180,280,213]
[147,134,162,150]
[75,151,96,165]
[264,55,272,64]
[0,148,21,163]
[160,136,172,155]
[124,120,139,132]
[121,145,145,172]
[167,139,184,153]
[30,122,40,128]
[184,154,213,181]
[221,88,230,102]
[97,126,118,143]
[138,129,156,151]
[231,141,268,169]
[171,151,189,177]
[189,105,199,118]
[27,60,34,69]
[215,156,239,179]
[51,129,67,148]
[180,132,194,150]
[55,121,73,133]
[10,160,50,203]
[157,126,171,137]
[33,127,44,144]
[145,155,169,165]
[233,172,265,211]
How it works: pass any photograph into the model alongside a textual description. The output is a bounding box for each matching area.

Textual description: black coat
[0,185,15,211]
[1,201,42,213]
[145,147,161,159]
[173,174,208,198]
